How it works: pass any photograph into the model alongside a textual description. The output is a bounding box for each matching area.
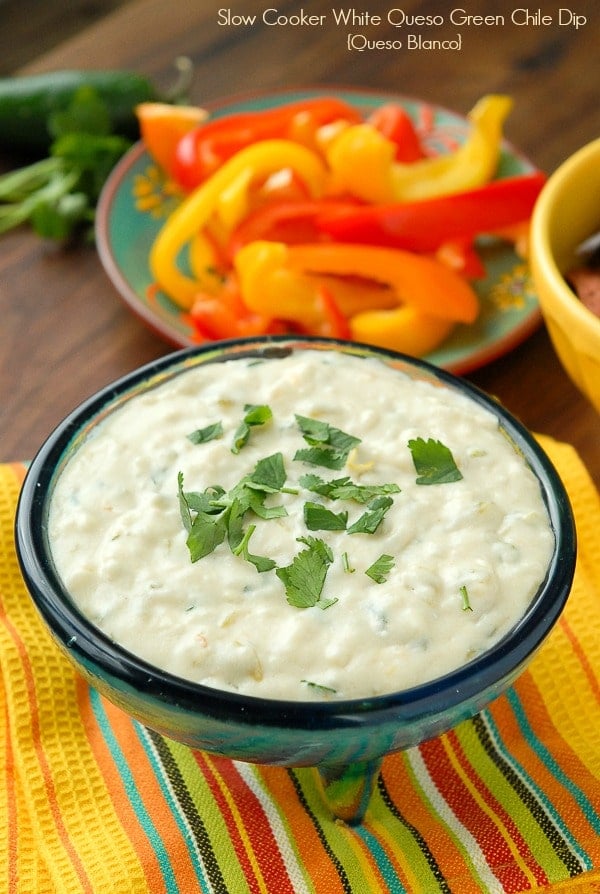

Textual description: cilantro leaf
[177,471,194,533]
[276,536,337,609]
[246,452,286,492]
[303,501,348,531]
[366,554,395,584]
[223,452,288,518]
[347,495,394,535]
[226,498,246,552]
[246,490,288,520]
[294,415,360,470]
[294,446,350,470]
[231,523,277,573]
[187,421,223,444]
[408,437,463,485]
[232,404,272,453]
[186,511,227,563]
[299,472,400,504]
[48,86,112,139]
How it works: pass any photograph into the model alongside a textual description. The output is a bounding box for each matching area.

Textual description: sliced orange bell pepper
[136,103,208,177]
[285,243,479,323]
[234,240,478,357]
[234,241,398,329]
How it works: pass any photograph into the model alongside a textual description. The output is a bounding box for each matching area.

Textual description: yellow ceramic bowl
[530,137,600,412]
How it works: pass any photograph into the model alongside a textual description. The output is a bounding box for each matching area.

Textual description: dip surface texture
[48,350,554,700]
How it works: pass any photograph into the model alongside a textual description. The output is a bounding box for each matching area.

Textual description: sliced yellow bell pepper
[326,94,513,204]
[149,140,327,309]
[235,240,478,356]
[350,304,454,354]
[234,241,397,328]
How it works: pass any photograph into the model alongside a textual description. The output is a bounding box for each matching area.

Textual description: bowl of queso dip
[16,337,576,770]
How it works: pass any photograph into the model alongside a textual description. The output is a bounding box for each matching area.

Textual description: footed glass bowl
[15,337,576,823]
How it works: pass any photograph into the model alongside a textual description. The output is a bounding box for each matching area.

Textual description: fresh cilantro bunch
[0,86,131,240]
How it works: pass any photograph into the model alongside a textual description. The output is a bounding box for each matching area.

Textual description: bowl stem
[315,758,383,824]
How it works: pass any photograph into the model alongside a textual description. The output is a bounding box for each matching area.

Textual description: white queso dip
[48,349,554,700]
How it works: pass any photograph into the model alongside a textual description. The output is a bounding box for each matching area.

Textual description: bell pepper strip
[233,241,393,329]
[366,103,428,163]
[435,240,487,280]
[350,304,454,355]
[235,240,478,352]
[326,94,513,204]
[226,197,363,260]
[136,102,208,177]
[172,97,362,190]
[189,277,285,341]
[284,243,479,323]
[234,240,459,355]
[312,285,353,340]
[390,94,513,201]
[315,171,546,251]
[490,220,531,258]
[149,139,327,309]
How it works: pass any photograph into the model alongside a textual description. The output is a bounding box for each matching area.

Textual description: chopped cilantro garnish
[408,437,463,485]
[342,551,355,574]
[177,407,405,608]
[177,474,224,531]
[347,495,394,535]
[303,501,348,531]
[225,497,245,551]
[293,445,349,470]
[177,452,289,566]
[276,536,337,609]
[187,421,223,445]
[231,523,277,573]
[301,680,337,694]
[366,554,395,584]
[299,472,400,503]
[294,415,360,470]
[223,453,288,518]
[232,404,272,453]
[186,508,227,563]
[246,451,286,492]
[460,584,473,612]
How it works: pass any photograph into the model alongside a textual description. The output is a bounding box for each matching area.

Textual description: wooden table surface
[1,0,599,487]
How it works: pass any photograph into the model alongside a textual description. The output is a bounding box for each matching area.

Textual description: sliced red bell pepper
[435,239,487,280]
[366,103,427,163]
[226,198,362,260]
[190,281,286,341]
[172,97,362,190]
[315,171,546,251]
[313,284,352,340]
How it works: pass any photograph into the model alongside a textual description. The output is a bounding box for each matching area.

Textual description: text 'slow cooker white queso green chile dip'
[48,350,554,700]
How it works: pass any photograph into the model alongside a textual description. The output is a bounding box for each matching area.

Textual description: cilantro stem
[460,585,473,612]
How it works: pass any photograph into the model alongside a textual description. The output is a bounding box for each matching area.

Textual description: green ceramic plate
[96,88,541,375]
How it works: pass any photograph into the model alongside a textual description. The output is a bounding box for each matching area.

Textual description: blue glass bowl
[15,337,576,822]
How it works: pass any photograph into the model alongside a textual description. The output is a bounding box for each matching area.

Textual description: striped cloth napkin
[1,435,600,894]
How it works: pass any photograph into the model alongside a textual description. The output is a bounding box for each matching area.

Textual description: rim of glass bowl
[15,335,576,729]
